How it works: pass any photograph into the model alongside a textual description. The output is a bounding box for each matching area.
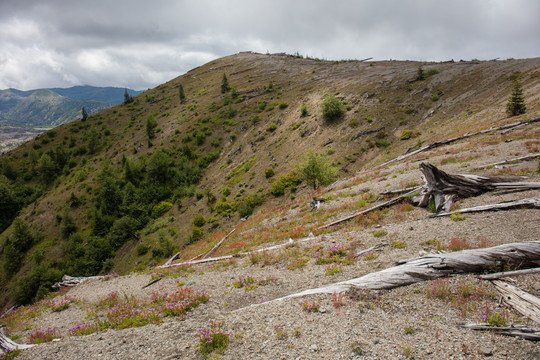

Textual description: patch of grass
[325,263,343,276]
[28,328,60,344]
[286,257,309,270]
[450,212,467,222]
[301,298,320,312]
[391,240,407,249]
[372,230,387,238]
[198,321,230,356]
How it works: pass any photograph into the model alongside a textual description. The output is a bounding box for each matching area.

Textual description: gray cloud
[1,0,538,90]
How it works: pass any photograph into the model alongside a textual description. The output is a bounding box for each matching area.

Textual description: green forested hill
[0,52,538,309]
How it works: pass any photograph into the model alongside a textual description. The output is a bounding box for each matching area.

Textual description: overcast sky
[1,0,539,91]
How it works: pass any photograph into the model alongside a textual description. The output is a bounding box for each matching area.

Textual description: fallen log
[52,275,103,290]
[162,252,180,267]
[478,267,540,280]
[431,197,540,218]
[473,153,540,170]
[319,188,418,229]
[0,327,35,353]
[491,280,540,324]
[460,324,540,341]
[241,241,540,306]
[417,162,540,212]
[377,116,540,169]
[203,228,236,259]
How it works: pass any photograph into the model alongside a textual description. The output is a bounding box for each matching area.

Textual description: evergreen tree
[179,84,186,103]
[221,73,230,93]
[146,114,158,140]
[81,107,88,121]
[506,80,527,116]
[124,88,133,104]
[416,65,425,81]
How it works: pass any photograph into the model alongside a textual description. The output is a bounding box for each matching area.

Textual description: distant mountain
[0,86,143,127]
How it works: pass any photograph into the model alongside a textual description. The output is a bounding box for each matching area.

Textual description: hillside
[0,52,539,359]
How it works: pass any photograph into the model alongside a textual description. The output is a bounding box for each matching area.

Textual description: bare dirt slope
[8,120,540,359]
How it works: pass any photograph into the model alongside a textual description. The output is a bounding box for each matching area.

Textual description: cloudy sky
[1,0,539,91]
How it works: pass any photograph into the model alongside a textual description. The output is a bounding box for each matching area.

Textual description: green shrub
[136,244,149,256]
[300,104,308,117]
[189,227,203,244]
[193,214,206,227]
[400,130,413,140]
[265,168,275,178]
[321,94,345,121]
[375,139,390,148]
[278,102,288,109]
[151,201,173,218]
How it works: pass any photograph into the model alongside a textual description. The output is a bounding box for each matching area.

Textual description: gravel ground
[9,129,540,359]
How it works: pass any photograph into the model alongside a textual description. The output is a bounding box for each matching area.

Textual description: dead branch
[203,228,236,259]
[242,241,540,307]
[162,252,180,267]
[380,185,421,197]
[319,188,418,229]
[355,244,386,258]
[142,277,162,289]
[473,153,540,170]
[491,280,540,324]
[478,267,540,280]
[460,324,540,341]
[431,197,540,218]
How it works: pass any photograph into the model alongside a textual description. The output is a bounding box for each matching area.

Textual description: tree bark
[491,280,540,324]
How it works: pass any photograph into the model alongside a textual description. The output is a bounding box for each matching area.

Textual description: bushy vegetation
[298,150,336,190]
[321,94,345,121]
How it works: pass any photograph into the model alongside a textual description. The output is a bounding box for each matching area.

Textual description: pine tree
[124,88,133,104]
[81,106,88,121]
[179,84,186,103]
[221,73,230,93]
[506,80,527,116]
[416,66,425,81]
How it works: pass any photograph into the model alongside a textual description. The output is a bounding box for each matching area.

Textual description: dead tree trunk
[247,241,540,306]
[491,280,540,324]
[415,163,540,212]
[0,327,34,353]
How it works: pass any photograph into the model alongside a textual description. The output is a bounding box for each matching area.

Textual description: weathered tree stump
[415,162,540,212]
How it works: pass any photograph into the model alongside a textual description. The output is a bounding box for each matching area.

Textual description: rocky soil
[6,121,540,359]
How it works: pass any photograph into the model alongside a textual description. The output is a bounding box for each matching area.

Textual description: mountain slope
[0,52,538,313]
[0,86,142,127]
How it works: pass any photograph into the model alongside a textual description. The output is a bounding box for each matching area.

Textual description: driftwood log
[52,275,103,290]
[0,327,34,354]
[491,280,540,324]
[431,197,540,218]
[246,241,540,306]
[460,324,540,341]
[416,162,540,212]
[378,116,540,169]
[478,267,540,280]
